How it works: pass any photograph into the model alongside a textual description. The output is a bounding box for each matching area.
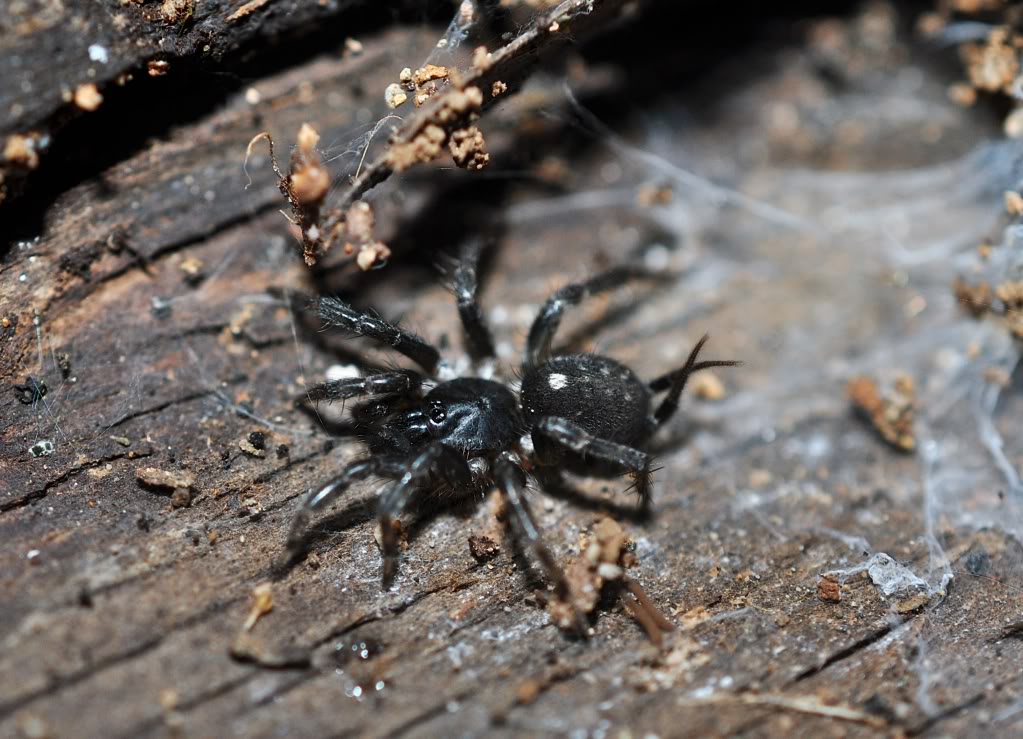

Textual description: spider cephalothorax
[287,241,738,628]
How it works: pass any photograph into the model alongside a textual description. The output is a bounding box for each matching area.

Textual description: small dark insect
[286,242,739,629]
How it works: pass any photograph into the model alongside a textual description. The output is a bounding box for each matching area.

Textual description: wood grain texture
[3,3,1022,738]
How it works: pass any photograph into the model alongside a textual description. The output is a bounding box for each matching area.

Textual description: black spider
[286,242,739,626]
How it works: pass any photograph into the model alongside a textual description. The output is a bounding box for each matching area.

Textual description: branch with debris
[255,0,624,266]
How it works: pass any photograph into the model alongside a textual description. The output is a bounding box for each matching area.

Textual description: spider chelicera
[286,242,738,626]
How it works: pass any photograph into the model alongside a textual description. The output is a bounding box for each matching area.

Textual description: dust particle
[4,133,41,170]
[1005,190,1023,216]
[516,679,541,705]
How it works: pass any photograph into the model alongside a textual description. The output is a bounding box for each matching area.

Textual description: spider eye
[428,405,447,425]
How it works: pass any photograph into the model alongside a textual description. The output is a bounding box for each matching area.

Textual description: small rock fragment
[4,133,42,170]
[170,488,192,508]
[1005,190,1023,217]
[472,46,492,72]
[356,241,391,271]
[384,82,408,109]
[240,432,267,458]
[894,591,930,614]
[817,576,842,603]
[953,278,993,317]
[179,256,204,285]
[448,126,489,171]
[289,124,329,206]
[516,679,541,705]
[1005,107,1023,138]
[847,373,915,452]
[690,371,726,400]
[73,83,103,112]
[468,534,500,563]
[412,63,449,86]
[136,467,196,490]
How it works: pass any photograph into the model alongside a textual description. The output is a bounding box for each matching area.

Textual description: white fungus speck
[326,364,361,381]
[88,44,109,63]
[644,244,671,271]
[548,373,568,390]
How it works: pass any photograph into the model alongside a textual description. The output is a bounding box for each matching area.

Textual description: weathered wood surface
[3,2,1023,737]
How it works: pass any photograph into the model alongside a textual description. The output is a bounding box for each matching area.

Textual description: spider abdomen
[521,354,653,446]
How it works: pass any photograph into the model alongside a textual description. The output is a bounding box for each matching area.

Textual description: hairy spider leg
[532,416,652,504]
[319,296,441,374]
[376,442,473,587]
[647,334,740,426]
[306,370,422,402]
[523,266,655,369]
[287,456,408,552]
[452,239,496,360]
[493,452,588,634]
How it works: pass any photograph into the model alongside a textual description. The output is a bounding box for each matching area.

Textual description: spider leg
[524,266,653,369]
[648,334,740,426]
[319,296,441,375]
[532,416,652,504]
[305,370,422,403]
[494,452,588,635]
[453,239,496,360]
[376,442,473,587]
[286,456,407,552]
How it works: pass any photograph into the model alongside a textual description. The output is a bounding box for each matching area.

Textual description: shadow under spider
[271,484,488,582]
[534,468,652,525]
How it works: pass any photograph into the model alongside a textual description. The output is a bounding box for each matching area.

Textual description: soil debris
[239,431,268,457]
[817,575,842,603]
[136,466,196,491]
[73,83,103,112]
[448,126,490,171]
[846,373,916,452]
[243,582,274,630]
[548,517,674,644]
[954,277,992,316]
[468,534,500,563]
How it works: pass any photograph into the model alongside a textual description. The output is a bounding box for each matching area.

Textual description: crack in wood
[0,595,247,719]
[791,623,896,683]
[0,446,155,514]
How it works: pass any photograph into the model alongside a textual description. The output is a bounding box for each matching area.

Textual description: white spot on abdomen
[548,373,568,390]
[326,364,360,381]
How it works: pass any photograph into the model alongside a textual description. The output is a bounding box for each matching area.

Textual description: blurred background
[2,1,1023,736]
